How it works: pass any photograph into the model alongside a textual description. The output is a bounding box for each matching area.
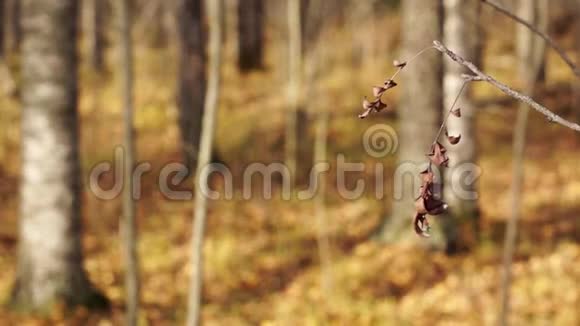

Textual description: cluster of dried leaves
[359,60,465,237]
[358,61,406,119]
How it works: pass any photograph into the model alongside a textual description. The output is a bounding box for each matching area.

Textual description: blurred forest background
[0,0,579,325]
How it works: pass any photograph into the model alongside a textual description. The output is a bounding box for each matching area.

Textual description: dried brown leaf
[358,108,373,119]
[359,97,389,118]
[445,129,461,145]
[424,196,447,215]
[447,135,461,145]
[415,197,428,215]
[415,195,447,216]
[373,86,386,97]
[383,79,398,91]
[362,97,373,109]
[413,213,430,237]
[359,97,375,119]
[427,142,449,167]
[372,98,387,112]
[419,184,432,199]
[393,60,407,68]
[419,169,434,184]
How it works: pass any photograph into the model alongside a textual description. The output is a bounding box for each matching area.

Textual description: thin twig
[481,0,580,77]
[433,40,580,132]
[389,46,435,82]
[360,46,436,119]
[433,80,469,144]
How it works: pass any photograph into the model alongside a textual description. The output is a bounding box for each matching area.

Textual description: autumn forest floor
[0,11,579,325]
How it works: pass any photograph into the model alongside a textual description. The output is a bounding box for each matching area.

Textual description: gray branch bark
[433,40,580,132]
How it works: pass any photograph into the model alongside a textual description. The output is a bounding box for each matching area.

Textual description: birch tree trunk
[378,0,444,248]
[442,0,481,253]
[286,0,301,187]
[117,0,140,324]
[186,0,223,324]
[237,0,264,71]
[499,1,548,324]
[11,0,107,311]
[177,0,206,171]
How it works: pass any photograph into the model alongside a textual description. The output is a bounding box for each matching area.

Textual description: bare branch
[481,0,580,77]
[461,74,485,82]
[433,40,580,132]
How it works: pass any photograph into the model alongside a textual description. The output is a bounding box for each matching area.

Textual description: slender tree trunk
[575,7,580,238]
[117,0,140,324]
[186,0,223,324]
[177,0,206,171]
[287,0,331,185]
[286,0,301,187]
[302,4,333,292]
[0,0,5,58]
[575,5,580,131]
[8,0,21,52]
[11,0,107,311]
[0,0,14,96]
[139,0,169,48]
[515,0,547,81]
[499,1,548,325]
[88,0,106,72]
[300,0,328,54]
[378,0,444,247]
[348,0,376,67]
[237,0,264,71]
[313,108,332,293]
[442,0,481,253]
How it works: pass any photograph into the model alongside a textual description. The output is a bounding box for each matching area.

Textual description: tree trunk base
[9,277,109,314]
